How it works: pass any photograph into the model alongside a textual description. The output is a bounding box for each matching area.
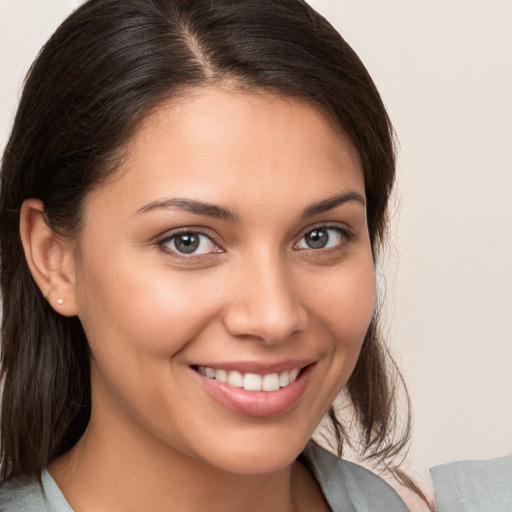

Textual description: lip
[192,359,315,375]
[191,361,315,417]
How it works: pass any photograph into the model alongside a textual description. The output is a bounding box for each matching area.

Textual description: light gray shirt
[430,454,512,512]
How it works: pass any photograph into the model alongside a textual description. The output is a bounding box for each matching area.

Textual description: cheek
[308,258,376,356]
[75,261,222,431]
[75,254,221,361]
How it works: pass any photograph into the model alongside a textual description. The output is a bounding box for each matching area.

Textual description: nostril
[222,303,308,344]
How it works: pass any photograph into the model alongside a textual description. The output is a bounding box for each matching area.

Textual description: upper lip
[191,359,315,374]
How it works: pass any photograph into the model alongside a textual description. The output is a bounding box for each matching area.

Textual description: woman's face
[71,87,375,474]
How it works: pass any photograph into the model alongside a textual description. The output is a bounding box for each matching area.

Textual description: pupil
[306,229,328,249]
[175,233,199,253]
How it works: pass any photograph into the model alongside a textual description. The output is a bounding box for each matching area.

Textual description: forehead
[86,87,365,220]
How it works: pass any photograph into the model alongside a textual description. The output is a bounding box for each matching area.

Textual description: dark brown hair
[1,0,418,496]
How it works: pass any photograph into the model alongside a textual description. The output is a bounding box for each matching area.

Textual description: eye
[160,231,218,256]
[295,226,346,250]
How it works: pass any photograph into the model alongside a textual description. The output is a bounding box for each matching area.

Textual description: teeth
[262,373,280,391]
[215,369,227,383]
[227,370,243,388]
[243,373,262,391]
[279,371,290,387]
[197,366,302,391]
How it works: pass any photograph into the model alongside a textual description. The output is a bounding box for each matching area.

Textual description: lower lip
[193,365,313,417]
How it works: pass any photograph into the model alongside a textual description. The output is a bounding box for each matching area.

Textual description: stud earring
[56,298,64,305]
[44,291,52,301]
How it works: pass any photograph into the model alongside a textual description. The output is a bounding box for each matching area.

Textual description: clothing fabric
[0,442,408,511]
[302,442,409,511]
[430,454,512,512]
[0,470,73,512]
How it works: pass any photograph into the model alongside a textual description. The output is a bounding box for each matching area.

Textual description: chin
[186,426,312,476]
[210,449,302,476]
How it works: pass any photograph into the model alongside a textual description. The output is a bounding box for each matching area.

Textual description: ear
[20,199,78,317]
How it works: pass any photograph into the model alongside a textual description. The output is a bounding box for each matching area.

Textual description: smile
[197,366,300,392]
[193,363,313,417]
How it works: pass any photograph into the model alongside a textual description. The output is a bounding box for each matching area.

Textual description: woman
[0,0,424,510]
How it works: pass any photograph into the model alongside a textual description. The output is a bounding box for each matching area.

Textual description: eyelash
[294,224,354,251]
[157,224,354,258]
[157,228,222,259]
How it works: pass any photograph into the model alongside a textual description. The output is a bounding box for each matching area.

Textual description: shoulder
[0,470,73,512]
[430,454,512,512]
[0,477,49,512]
[302,441,410,512]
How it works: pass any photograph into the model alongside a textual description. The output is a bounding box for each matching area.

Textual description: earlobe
[19,199,78,317]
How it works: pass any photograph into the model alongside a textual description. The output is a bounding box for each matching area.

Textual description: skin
[22,87,376,511]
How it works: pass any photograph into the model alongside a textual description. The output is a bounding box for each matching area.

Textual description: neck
[49,415,316,512]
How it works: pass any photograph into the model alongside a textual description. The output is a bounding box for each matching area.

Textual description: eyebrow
[299,191,366,219]
[135,190,365,221]
[135,198,239,221]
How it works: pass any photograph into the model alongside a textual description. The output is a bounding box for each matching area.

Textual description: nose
[222,253,309,345]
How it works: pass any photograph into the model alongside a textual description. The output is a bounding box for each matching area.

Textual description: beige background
[1,0,511,481]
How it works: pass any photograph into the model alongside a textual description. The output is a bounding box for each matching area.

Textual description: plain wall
[1,0,511,479]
